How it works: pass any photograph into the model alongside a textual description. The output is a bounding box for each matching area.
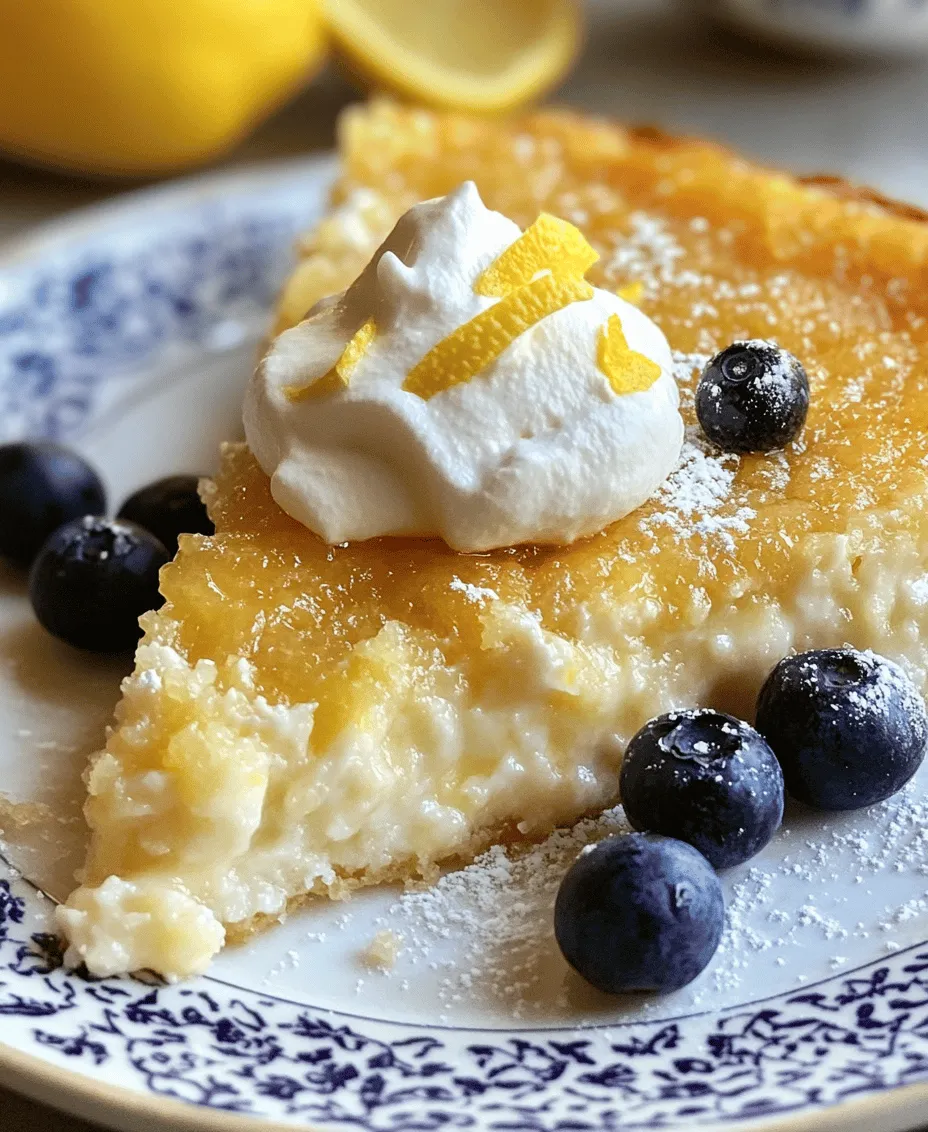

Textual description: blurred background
[2,0,928,255]
[3,0,928,1127]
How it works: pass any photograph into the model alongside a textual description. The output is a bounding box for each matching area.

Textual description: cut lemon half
[325,0,582,113]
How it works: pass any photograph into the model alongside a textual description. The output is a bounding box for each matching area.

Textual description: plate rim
[2,150,928,1132]
[0,152,337,270]
[5,1031,928,1132]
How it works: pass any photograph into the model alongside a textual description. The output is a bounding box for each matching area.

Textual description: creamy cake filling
[57,496,928,979]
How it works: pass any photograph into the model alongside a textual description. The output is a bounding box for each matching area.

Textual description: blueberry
[29,517,168,653]
[0,442,106,567]
[620,709,784,869]
[756,648,928,810]
[117,475,213,556]
[695,340,809,454]
[554,833,724,994]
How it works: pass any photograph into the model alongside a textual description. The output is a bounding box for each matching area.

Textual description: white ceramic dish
[4,155,928,1132]
[690,0,928,55]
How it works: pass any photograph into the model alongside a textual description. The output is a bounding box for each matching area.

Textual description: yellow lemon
[325,0,582,113]
[0,0,327,176]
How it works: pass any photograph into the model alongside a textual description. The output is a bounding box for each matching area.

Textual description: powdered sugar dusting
[606,212,693,298]
[380,808,632,1016]
[643,441,754,553]
[700,339,799,418]
[374,766,928,1019]
[783,647,923,730]
[639,352,757,552]
[706,777,928,1000]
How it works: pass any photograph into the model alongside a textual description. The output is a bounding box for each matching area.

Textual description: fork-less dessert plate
[4,156,928,1132]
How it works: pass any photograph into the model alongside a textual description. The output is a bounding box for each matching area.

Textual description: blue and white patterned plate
[4,156,928,1132]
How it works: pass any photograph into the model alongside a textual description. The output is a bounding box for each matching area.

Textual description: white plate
[3,155,928,1132]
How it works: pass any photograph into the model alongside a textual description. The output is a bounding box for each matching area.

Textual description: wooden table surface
[2,0,928,1127]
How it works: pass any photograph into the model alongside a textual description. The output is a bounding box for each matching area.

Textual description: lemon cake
[58,101,928,979]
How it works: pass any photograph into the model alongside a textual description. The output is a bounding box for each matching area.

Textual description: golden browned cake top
[160,101,928,716]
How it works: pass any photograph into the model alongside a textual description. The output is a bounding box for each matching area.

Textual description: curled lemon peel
[474,213,599,297]
[403,214,598,401]
[284,318,377,402]
[403,274,593,401]
[597,314,662,396]
[616,280,645,305]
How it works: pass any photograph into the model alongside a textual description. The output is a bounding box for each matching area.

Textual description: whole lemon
[0,0,327,176]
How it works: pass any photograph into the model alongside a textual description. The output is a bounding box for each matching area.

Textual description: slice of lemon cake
[59,100,928,979]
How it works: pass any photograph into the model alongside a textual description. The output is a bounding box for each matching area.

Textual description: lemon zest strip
[404,274,593,401]
[616,280,644,305]
[597,314,662,395]
[474,213,599,298]
[284,318,377,402]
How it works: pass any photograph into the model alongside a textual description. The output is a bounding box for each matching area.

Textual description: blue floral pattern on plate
[0,168,317,442]
[4,870,928,1129]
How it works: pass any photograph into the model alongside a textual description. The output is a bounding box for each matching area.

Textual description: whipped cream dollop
[245,182,683,552]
